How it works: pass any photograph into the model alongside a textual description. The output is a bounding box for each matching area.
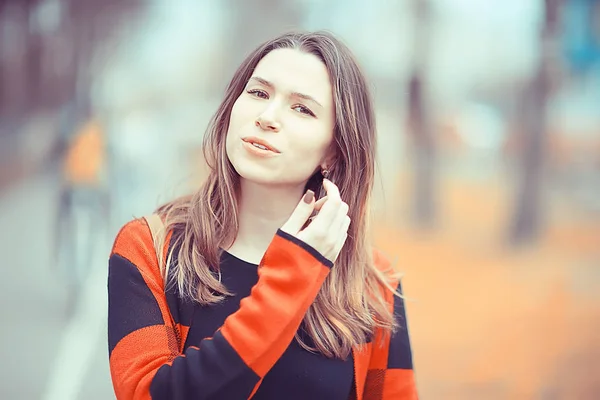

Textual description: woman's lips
[242,140,280,158]
[241,136,280,153]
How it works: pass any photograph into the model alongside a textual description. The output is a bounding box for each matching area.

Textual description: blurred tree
[0,0,143,120]
[217,0,304,89]
[509,0,562,245]
[407,0,436,229]
[0,0,34,120]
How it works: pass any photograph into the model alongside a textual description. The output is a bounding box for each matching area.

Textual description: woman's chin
[232,159,309,187]
[234,163,279,185]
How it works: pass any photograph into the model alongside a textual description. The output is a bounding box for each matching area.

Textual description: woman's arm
[108,219,333,400]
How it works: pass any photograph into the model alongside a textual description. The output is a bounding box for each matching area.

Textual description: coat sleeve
[108,219,333,400]
[364,252,419,399]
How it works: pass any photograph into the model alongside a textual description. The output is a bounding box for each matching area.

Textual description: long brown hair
[156,31,400,359]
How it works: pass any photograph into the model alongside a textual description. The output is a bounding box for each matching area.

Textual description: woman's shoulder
[111,218,154,254]
[110,218,161,277]
[371,247,404,302]
[372,248,400,281]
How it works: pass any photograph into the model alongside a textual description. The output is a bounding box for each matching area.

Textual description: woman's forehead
[251,48,333,108]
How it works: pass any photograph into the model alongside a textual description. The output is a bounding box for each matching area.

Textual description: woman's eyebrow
[249,76,324,108]
[249,76,274,89]
[290,91,323,109]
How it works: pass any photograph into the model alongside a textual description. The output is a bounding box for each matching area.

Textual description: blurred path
[0,168,114,399]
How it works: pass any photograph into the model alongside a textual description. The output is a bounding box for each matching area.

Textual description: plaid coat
[108,218,418,399]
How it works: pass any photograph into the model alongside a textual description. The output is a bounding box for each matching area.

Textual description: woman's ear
[321,147,338,172]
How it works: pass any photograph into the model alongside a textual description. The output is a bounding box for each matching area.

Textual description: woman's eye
[247,89,268,99]
[292,104,315,117]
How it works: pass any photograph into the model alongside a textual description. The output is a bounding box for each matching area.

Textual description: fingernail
[303,190,314,204]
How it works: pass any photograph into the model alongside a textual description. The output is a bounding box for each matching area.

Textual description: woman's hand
[280,179,350,263]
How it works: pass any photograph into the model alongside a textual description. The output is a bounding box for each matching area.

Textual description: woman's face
[226,48,335,187]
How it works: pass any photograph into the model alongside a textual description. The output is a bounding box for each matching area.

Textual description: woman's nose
[255,106,281,132]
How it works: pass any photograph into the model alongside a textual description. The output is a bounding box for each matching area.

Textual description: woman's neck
[226,178,306,264]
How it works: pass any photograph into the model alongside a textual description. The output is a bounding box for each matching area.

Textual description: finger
[331,232,348,262]
[327,202,349,237]
[322,179,341,203]
[307,196,328,222]
[328,203,350,234]
[280,190,315,235]
[308,199,339,231]
[314,196,328,211]
[311,181,342,226]
[333,217,351,256]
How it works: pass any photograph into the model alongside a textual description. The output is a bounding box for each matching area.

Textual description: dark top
[183,250,354,400]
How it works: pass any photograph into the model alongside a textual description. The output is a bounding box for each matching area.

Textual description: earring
[321,168,330,179]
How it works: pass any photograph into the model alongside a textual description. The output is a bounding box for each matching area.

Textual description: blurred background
[1,0,599,399]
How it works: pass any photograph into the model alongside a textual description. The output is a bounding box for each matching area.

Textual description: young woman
[108,31,418,400]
